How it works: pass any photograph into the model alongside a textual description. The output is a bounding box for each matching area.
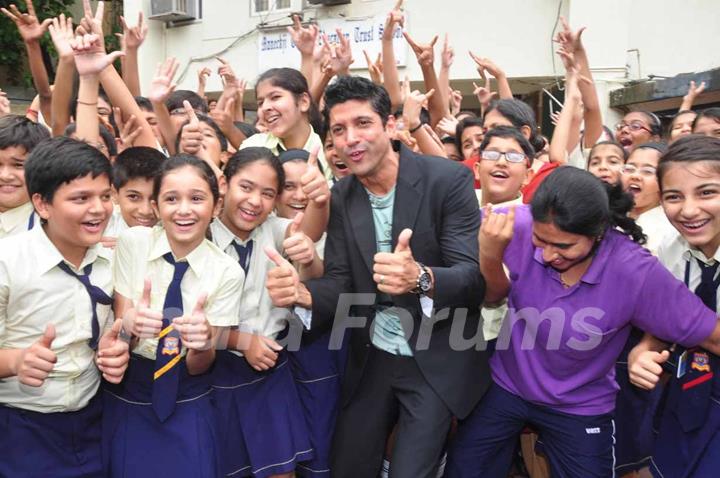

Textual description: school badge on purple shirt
[691,351,711,373]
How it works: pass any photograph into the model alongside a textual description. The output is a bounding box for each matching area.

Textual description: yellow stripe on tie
[158,324,174,339]
[154,354,182,380]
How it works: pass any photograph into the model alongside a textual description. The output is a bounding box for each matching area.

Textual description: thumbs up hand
[282,212,316,265]
[179,100,203,156]
[124,278,164,338]
[300,146,330,206]
[96,319,130,384]
[15,324,58,387]
[265,246,303,308]
[373,228,422,295]
[173,293,212,351]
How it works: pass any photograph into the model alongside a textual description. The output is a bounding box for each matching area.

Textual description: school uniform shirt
[480,195,524,342]
[0,226,113,413]
[102,205,129,239]
[0,202,37,239]
[240,128,334,184]
[636,205,676,256]
[491,205,717,416]
[658,231,720,297]
[210,217,293,348]
[113,226,243,360]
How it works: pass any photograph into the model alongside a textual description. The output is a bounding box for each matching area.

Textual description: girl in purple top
[445,167,720,478]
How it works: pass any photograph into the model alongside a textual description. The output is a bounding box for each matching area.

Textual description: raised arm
[548,61,588,164]
[403,32,445,128]
[2,1,53,122]
[555,17,602,147]
[438,34,454,120]
[679,81,706,112]
[469,52,513,100]
[403,85,446,157]
[310,29,353,104]
[148,58,180,154]
[48,14,75,136]
[117,12,147,97]
[287,14,319,88]
[382,0,405,110]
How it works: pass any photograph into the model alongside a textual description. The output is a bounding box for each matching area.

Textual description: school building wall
[123,0,720,125]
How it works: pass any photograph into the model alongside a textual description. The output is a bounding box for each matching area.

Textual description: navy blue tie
[694,259,720,310]
[152,253,190,422]
[232,240,253,275]
[57,262,112,350]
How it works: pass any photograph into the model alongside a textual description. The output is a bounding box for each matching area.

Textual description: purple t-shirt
[490,205,717,415]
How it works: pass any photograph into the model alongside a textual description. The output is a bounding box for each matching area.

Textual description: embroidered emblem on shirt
[691,351,711,372]
[162,337,180,356]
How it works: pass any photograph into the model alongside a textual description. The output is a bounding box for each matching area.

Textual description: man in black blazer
[266,76,489,478]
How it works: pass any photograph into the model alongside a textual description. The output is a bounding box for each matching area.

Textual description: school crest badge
[162,336,180,356]
[691,351,711,372]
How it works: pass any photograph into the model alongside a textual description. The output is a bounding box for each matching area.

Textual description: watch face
[419,271,432,292]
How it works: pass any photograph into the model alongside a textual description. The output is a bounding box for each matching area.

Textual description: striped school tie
[232,240,253,275]
[152,253,190,422]
[676,259,720,431]
[57,262,112,350]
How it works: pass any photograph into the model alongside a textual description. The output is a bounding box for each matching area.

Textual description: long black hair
[531,166,646,244]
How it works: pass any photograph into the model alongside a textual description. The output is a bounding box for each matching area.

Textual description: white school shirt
[658,231,720,303]
[102,205,129,239]
[210,216,293,348]
[0,202,37,240]
[0,226,114,413]
[481,195,525,341]
[113,226,243,360]
[240,127,334,185]
[636,205,677,257]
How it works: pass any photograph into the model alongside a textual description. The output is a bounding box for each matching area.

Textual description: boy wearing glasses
[621,142,676,256]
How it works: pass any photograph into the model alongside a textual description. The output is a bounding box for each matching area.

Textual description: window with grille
[253,0,291,13]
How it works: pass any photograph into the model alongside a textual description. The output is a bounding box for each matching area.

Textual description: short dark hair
[152,154,219,204]
[176,113,228,152]
[479,126,535,164]
[693,107,720,131]
[632,141,668,156]
[25,136,112,202]
[531,166,645,244]
[0,115,51,153]
[455,116,485,153]
[134,96,154,112]
[588,141,628,164]
[657,134,720,189]
[323,76,391,127]
[224,146,285,193]
[166,90,208,114]
[234,121,259,140]
[484,99,545,153]
[113,147,166,190]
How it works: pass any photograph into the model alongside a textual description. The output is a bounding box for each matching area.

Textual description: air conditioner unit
[306,0,351,6]
[149,0,198,22]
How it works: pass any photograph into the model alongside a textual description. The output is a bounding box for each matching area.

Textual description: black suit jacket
[306,147,490,419]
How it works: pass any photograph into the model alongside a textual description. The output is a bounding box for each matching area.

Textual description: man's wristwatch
[412,262,432,295]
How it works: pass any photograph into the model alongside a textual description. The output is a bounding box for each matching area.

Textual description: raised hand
[553,16,586,54]
[479,204,515,261]
[382,0,404,41]
[473,81,497,111]
[373,229,419,295]
[403,84,435,131]
[210,96,235,135]
[113,107,143,153]
[363,50,383,84]
[403,31,437,67]
[96,319,130,384]
[119,11,147,51]
[300,146,329,205]
[469,52,505,79]
[265,246,302,308]
[684,80,706,103]
[287,14,318,56]
[441,33,454,69]
[48,14,75,59]
[198,66,211,87]
[79,0,105,50]
[216,57,240,89]
[435,115,459,138]
[15,324,57,387]
[0,89,10,117]
[173,294,212,351]
[179,100,204,154]
[283,213,316,265]
[148,57,179,104]
[1,1,52,43]
[449,88,463,116]
[124,278,164,338]
[629,349,669,390]
[71,33,125,77]
[321,29,354,75]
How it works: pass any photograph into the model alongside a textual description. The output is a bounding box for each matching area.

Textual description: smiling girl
[105,155,243,477]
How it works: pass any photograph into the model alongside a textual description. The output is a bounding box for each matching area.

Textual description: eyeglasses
[480,150,527,163]
[615,121,651,133]
[621,164,657,177]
